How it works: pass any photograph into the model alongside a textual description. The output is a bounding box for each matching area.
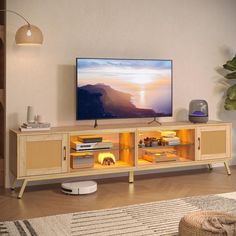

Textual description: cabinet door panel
[26,140,62,169]
[19,134,68,177]
[196,125,231,160]
[200,130,226,155]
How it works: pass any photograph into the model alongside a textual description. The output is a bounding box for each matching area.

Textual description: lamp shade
[15,24,43,45]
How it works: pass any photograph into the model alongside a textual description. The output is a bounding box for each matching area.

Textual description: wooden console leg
[11,178,17,191]
[208,164,213,171]
[129,171,134,183]
[17,179,28,199]
[224,162,231,176]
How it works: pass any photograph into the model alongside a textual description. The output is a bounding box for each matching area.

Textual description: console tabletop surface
[11,120,230,135]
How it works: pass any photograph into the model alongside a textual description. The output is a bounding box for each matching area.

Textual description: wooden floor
[1,166,236,221]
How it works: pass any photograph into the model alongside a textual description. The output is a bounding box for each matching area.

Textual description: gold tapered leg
[17,179,28,199]
[208,164,213,171]
[11,178,17,190]
[224,162,231,175]
[129,171,134,183]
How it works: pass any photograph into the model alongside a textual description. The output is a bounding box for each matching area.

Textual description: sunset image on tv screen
[76,58,172,120]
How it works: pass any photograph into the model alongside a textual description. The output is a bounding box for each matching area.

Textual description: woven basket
[179,211,236,236]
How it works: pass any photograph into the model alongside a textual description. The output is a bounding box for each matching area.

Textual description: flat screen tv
[76,58,172,120]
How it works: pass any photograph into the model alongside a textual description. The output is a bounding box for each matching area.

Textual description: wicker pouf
[179,211,236,236]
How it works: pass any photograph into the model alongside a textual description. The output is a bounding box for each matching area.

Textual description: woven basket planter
[179,211,236,236]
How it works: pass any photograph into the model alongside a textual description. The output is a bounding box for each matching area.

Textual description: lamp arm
[0,9,31,26]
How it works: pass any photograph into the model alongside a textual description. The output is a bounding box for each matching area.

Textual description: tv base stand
[9,121,232,198]
[148,117,162,125]
[94,119,98,128]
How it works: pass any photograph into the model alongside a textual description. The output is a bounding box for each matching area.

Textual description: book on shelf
[162,137,180,146]
[22,122,51,128]
[166,141,181,146]
[19,126,51,132]
[162,137,180,142]
[159,131,176,138]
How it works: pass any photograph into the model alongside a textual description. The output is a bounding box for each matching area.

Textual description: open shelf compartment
[69,131,135,171]
[137,129,195,166]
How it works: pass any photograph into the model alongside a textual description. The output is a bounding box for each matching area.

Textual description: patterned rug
[1,192,236,236]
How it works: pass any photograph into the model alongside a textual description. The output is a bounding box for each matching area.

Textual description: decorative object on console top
[189,100,208,123]
[27,106,34,123]
[19,122,51,132]
[19,105,51,132]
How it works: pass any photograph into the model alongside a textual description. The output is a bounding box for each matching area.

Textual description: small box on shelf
[70,152,94,169]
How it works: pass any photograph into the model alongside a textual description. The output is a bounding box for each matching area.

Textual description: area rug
[1,192,236,236]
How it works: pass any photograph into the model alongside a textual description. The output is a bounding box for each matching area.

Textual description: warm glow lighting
[98,152,116,165]
[26,29,32,37]
[15,24,43,45]
[0,9,43,45]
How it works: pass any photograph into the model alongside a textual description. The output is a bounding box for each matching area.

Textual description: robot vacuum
[61,180,97,195]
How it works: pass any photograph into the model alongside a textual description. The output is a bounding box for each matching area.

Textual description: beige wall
[5,0,236,187]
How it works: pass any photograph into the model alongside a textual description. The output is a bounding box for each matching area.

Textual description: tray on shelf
[142,148,179,163]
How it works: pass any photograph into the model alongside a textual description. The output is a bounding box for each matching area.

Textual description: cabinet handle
[198,137,200,150]
[63,146,66,160]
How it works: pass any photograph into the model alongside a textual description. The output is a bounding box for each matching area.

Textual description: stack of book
[159,130,180,146]
[19,122,51,132]
[162,136,180,146]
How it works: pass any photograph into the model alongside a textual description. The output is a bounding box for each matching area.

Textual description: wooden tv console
[9,121,232,198]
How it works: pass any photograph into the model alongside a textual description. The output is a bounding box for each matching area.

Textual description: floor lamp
[0,9,43,45]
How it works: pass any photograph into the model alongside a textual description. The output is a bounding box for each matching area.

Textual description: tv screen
[76,58,172,120]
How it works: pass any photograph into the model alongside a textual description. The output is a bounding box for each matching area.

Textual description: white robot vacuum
[61,180,97,195]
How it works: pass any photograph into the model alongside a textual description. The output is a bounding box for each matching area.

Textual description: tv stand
[148,117,162,125]
[9,121,232,198]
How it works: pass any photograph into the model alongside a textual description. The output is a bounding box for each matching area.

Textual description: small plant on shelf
[223,55,236,110]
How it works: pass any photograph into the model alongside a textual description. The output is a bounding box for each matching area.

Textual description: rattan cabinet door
[19,134,68,177]
[195,125,231,160]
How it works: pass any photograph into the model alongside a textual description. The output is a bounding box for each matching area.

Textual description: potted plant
[223,55,236,110]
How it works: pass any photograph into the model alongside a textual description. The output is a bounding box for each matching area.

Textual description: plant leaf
[225,71,236,79]
[223,55,236,71]
[224,104,236,110]
[225,98,236,110]
[226,84,236,100]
